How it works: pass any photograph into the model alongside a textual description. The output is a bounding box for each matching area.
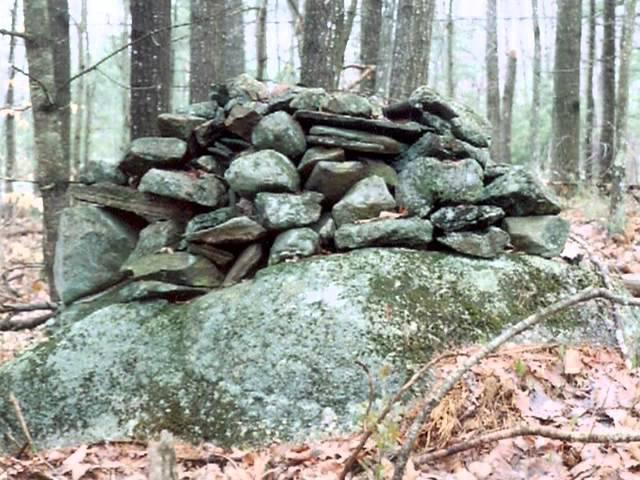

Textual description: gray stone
[225,150,300,197]
[226,73,269,102]
[224,102,266,140]
[437,226,510,258]
[2,249,624,450]
[185,208,236,236]
[325,92,373,117]
[430,205,505,232]
[123,252,223,287]
[335,218,433,249]
[177,101,222,119]
[191,115,226,151]
[53,206,138,304]
[362,159,398,188]
[78,160,128,185]
[305,161,368,205]
[251,111,307,159]
[120,137,187,176]
[332,176,397,226]
[191,155,225,175]
[116,280,209,302]
[397,157,484,217]
[269,228,320,265]
[298,147,345,177]
[138,169,227,208]
[311,213,336,246]
[186,243,235,269]
[186,216,267,245]
[483,162,511,182]
[223,244,264,286]
[479,168,562,216]
[503,216,570,258]
[125,220,183,266]
[308,125,405,155]
[255,192,323,230]
[157,113,207,140]
[289,88,330,111]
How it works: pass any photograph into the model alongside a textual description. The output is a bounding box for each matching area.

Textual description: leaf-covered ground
[3,191,640,479]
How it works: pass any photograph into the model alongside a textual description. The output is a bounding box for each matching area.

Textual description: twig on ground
[8,393,33,454]
[0,312,55,331]
[356,360,375,425]
[0,302,57,313]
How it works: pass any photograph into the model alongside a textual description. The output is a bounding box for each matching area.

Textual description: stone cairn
[56,74,570,305]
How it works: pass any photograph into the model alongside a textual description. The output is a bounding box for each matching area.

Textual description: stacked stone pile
[56,74,569,305]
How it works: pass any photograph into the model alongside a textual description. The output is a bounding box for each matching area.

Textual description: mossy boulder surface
[0,249,622,452]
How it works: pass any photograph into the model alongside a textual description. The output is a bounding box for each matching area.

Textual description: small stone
[269,228,320,265]
[325,92,372,117]
[224,102,266,140]
[437,226,510,258]
[332,176,397,226]
[362,159,398,189]
[252,111,307,159]
[305,161,368,205]
[157,113,207,140]
[191,155,225,175]
[430,205,505,232]
[116,280,209,302]
[185,208,236,236]
[138,169,227,208]
[78,160,127,185]
[186,216,267,245]
[120,137,187,176]
[502,215,570,258]
[335,218,433,250]
[289,88,330,111]
[308,125,405,154]
[298,147,346,177]
[255,192,323,230]
[310,213,336,246]
[186,243,235,269]
[176,101,222,119]
[223,244,264,286]
[125,220,184,266]
[123,252,224,288]
[225,150,300,197]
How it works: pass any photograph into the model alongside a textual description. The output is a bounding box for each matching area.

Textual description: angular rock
[362,159,398,189]
[226,73,269,103]
[430,205,505,232]
[123,252,223,287]
[78,160,127,186]
[255,192,323,230]
[224,102,266,140]
[308,125,405,154]
[397,157,484,217]
[251,111,307,159]
[218,137,252,152]
[269,228,320,265]
[502,216,570,258]
[223,244,264,286]
[225,150,300,197]
[483,163,512,183]
[120,137,187,176]
[298,147,346,177]
[186,216,267,245]
[190,113,226,154]
[305,161,367,205]
[311,213,336,246]
[138,169,227,208]
[176,101,222,119]
[157,113,207,140]
[185,208,236,236]
[289,88,330,111]
[125,220,184,266]
[186,243,235,269]
[191,155,225,175]
[479,168,562,216]
[332,176,397,226]
[335,218,433,250]
[54,206,138,304]
[117,280,209,302]
[437,226,510,258]
[325,92,372,117]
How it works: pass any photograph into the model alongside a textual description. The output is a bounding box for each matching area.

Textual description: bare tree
[501,50,517,164]
[3,0,19,194]
[376,0,396,96]
[485,0,500,162]
[190,0,225,102]
[446,0,454,98]
[49,0,70,161]
[598,0,616,185]
[130,0,172,139]
[256,0,268,81]
[550,0,582,190]
[360,0,382,93]
[584,0,596,181]
[529,0,541,168]
[223,0,246,77]
[71,0,87,176]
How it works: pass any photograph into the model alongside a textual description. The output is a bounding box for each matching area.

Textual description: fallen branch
[391,287,640,480]
[8,393,33,454]
[416,424,640,465]
[0,302,57,313]
[0,312,54,331]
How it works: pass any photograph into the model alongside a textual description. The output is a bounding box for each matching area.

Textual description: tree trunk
[550,0,582,191]
[446,0,454,98]
[584,0,596,181]
[3,0,19,194]
[599,0,616,185]
[120,0,130,151]
[529,0,541,168]
[333,0,358,88]
[130,0,172,139]
[360,0,382,93]
[413,0,435,86]
[301,0,337,89]
[48,0,71,162]
[223,0,246,78]
[71,0,87,177]
[190,0,225,102]
[22,0,71,300]
[376,0,396,96]
[256,0,268,81]
[501,51,517,165]
[485,0,500,163]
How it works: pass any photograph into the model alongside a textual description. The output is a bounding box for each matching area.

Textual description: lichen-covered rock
[185,208,236,237]
[223,244,264,286]
[503,216,570,258]
[332,176,397,226]
[138,169,227,208]
[311,213,336,246]
[362,159,398,189]
[252,111,307,159]
[224,102,266,141]
[1,249,624,451]
[157,114,207,140]
[479,168,562,216]
[269,228,320,265]
[176,101,222,119]
[298,147,345,177]
[397,157,484,217]
[120,137,187,176]
[325,93,373,117]
[308,126,405,155]
[225,150,300,197]
[191,155,225,175]
[186,216,267,246]
[255,192,323,230]
[289,88,330,111]
[124,220,183,267]
[437,226,510,258]
[78,160,127,185]
[305,161,368,204]
[335,218,433,250]
[430,205,505,232]
[53,206,138,304]
[123,252,223,287]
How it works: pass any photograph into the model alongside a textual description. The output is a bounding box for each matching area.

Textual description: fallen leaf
[564,349,583,375]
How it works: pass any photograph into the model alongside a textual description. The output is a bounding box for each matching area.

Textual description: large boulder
[251,111,307,159]
[1,249,628,451]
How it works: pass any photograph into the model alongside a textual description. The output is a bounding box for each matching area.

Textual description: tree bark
[130,0,172,139]
[446,0,454,98]
[3,0,19,195]
[550,0,582,190]
[120,0,130,151]
[360,0,382,93]
[598,0,616,185]
[584,0,596,181]
[485,0,500,163]
[48,0,71,162]
[223,0,246,78]
[529,0,541,168]
[501,50,517,165]
[376,0,396,96]
[413,0,435,86]
[71,0,87,177]
[333,0,358,88]
[256,0,268,81]
[190,0,225,102]
[301,0,338,89]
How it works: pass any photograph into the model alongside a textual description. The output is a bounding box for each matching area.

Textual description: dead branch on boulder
[8,392,33,454]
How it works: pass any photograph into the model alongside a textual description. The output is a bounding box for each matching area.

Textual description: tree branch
[0,28,29,40]
[11,66,53,106]
[0,312,54,331]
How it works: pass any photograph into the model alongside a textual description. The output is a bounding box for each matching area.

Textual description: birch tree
[360,0,382,93]
[485,0,500,162]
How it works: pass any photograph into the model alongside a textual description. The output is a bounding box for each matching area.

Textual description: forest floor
[3,190,640,479]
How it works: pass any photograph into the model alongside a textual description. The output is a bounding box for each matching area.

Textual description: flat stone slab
[138,169,227,208]
[503,215,570,258]
[298,147,345,177]
[157,113,207,140]
[335,218,433,249]
[307,125,405,154]
[430,205,505,232]
[120,137,187,176]
[223,244,264,286]
[437,226,510,258]
[255,192,323,230]
[123,252,223,288]
[305,161,368,205]
[186,216,267,246]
